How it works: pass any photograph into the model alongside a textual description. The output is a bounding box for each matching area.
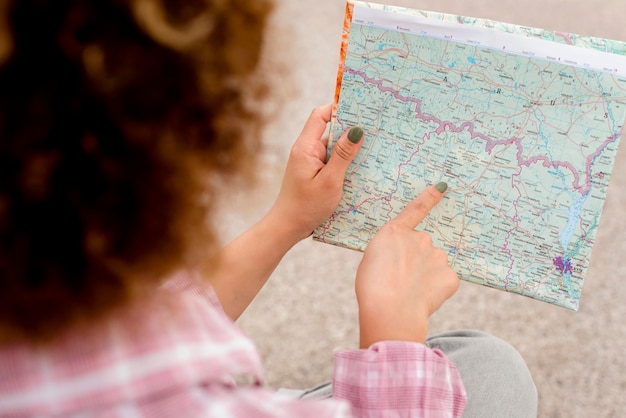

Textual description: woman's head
[0,0,272,341]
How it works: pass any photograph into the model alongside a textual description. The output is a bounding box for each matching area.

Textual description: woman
[0,1,536,416]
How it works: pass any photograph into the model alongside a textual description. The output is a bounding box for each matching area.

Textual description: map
[312,1,626,310]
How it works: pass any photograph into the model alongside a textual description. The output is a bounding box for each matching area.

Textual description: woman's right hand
[355,183,460,348]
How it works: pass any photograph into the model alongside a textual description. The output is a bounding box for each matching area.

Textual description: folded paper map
[312,0,626,310]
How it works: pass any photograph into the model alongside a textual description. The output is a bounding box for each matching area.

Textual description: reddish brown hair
[0,0,272,342]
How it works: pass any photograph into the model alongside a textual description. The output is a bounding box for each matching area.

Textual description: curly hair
[0,0,272,342]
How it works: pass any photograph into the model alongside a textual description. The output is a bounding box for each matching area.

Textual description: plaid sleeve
[160,270,226,313]
[333,341,467,417]
[132,385,355,418]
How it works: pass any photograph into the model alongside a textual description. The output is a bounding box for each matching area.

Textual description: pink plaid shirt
[0,272,466,417]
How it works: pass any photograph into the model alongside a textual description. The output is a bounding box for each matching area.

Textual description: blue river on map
[560,193,588,252]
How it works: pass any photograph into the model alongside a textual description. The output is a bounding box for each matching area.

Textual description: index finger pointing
[393,182,447,229]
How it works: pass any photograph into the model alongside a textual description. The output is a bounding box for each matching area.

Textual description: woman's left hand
[268,103,364,243]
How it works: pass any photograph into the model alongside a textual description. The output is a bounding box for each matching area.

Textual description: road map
[312,1,626,310]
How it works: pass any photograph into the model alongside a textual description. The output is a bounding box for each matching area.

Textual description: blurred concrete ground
[217,1,626,416]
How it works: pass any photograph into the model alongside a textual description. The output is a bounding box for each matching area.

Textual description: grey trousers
[427,330,538,417]
[280,330,538,417]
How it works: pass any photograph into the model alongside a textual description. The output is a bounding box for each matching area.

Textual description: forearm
[209,207,304,320]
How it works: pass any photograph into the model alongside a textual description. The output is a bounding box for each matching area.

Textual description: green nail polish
[348,127,364,143]
[435,181,448,193]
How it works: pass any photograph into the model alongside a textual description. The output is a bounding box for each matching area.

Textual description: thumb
[324,126,364,177]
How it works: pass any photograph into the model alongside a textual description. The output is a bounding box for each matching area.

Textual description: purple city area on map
[553,256,573,275]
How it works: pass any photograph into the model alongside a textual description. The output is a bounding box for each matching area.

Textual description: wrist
[262,205,310,249]
[265,201,320,245]
[358,304,429,348]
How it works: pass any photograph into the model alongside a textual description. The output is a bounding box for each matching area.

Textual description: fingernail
[347,127,364,143]
[435,181,448,193]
